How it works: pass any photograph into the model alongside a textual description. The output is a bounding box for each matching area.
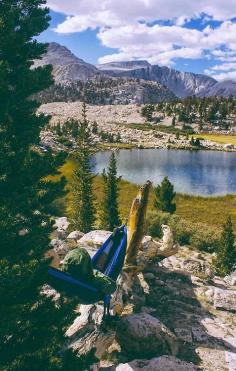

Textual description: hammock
[48,225,127,314]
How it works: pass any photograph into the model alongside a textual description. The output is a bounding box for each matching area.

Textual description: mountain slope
[97,61,217,98]
[198,80,236,98]
[34,43,176,104]
[35,43,236,102]
[34,42,100,83]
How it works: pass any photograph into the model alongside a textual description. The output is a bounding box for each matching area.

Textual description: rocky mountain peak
[45,42,86,66]
[198,79,236,97]
[98,60,151,71]
[34,42,100,83]
[34,42,236,99]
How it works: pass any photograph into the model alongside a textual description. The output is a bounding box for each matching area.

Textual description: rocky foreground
[45,217,236,371]
[38,102,235,152]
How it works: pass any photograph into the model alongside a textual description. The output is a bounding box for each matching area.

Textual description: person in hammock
[61,247,117,296]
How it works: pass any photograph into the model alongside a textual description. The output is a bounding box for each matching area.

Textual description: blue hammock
[48,225,127,313]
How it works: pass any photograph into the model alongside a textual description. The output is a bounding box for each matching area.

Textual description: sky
[39,1,236,81]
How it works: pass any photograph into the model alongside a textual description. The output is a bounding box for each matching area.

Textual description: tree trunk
[125,180,152,268]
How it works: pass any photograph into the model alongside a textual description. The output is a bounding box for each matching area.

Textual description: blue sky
[38,12,118,65]
[40,1,236,80]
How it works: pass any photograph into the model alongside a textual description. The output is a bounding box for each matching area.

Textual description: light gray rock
[50,239,69,259]
[67,230,84,240]
[77,230,112,247]
[223,144,234,150]
[205,287,215,304]
[55,228,67,240]
[116,356,198,371]
[174,328,193,343]
[66,304,116,359]
[53,216,70,231]
[214,288,236,311]
[41,284,60,302]
[77,230,112,258]
[182,258,214,278]
[116,313,179,358]
[191,327,209,343]
[224,272,236,286]
[138,226,179,267]
[225,337,236,371]
[143,272,155,280]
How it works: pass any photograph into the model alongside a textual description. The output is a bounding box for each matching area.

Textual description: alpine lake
[93,148,236,196]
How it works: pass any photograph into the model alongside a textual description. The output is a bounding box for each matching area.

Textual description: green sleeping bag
[61,247,116,296]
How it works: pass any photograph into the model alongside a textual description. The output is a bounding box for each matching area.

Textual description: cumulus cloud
[46,0,236,77]
[210,63,236,71]
[47,0,236,30]
[211,71,236,81]
[97,21,236,65]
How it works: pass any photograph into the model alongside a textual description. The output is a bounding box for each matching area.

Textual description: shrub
[213,216,236,276]
[153,176,176,214]
[147,211,221,252]
[146,211,170,238]
[190,224,221,252]
[169,216,193,245]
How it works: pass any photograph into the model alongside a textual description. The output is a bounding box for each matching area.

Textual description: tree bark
[125,180,152,268]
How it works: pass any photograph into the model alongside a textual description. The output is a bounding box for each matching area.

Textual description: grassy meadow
[194,133,236,146]
[51,158,236,232]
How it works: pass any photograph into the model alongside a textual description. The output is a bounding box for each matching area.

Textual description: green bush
[146,211,170,238]
[58,136,73,147]
[169,216,193,245]
[190,224,220,252]
[146,211,221,252]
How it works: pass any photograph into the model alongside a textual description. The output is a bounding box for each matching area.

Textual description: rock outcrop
[213,288,236,312]
[116,313,179,358]
[48,221,236,370]
[97,60,218,98]
[138,225,179,267]
[115,356,198,371]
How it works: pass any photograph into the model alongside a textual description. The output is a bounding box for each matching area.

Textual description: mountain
[97,61,217,98]
[35,43,236,102]
[37,76,176,105]
[198,80,236,98]
[34,43,176,104]
[34,42,101,83]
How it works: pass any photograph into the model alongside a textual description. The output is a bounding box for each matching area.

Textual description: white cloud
[46,0,236,77]
[97,23,204,64]
[47,0,236,30]
[211,71,236,81]
[211,63,236,71]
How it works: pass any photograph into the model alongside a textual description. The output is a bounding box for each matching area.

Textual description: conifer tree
[71,103,96,233]
[0,1,81,369]
[154,177,176,214]
[213,216,236,276]
[100,152,121,230]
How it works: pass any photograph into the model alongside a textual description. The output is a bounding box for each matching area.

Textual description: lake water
[93,149,236,196]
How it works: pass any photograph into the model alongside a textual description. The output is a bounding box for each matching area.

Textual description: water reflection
[93,149,236,196]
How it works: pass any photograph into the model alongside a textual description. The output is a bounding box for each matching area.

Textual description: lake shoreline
[97,141,236,153]
[93,148,236,196]
[54,158,236,231]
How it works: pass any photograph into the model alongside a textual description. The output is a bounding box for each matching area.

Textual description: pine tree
[154,177,176,214]
[0,1,82,369]
[141,104,155,122]
[190,136,195,146]
[71,103,96,233]
[213,216,236,276]
[100,152,121,230]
